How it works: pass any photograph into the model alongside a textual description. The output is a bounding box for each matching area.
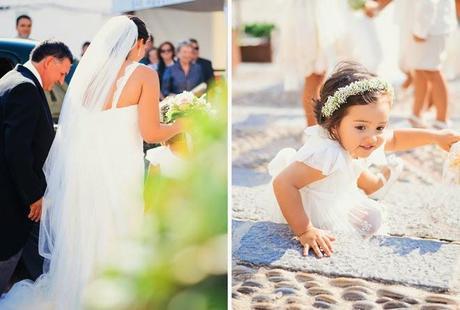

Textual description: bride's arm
[138,67,183,143]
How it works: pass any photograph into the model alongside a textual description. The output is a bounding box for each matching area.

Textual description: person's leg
[401,70,413,89]
[302,73,325,126]
[412,70,429,118]
[20,222,43,280]
[425,70,448,122]
[0,249,23,293]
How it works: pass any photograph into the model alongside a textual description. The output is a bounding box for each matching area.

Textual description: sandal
[432,120,452,130]
[408,115,428,128]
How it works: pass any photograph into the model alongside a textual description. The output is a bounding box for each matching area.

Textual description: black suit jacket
[196,57,214,84]
[0,65,54,260]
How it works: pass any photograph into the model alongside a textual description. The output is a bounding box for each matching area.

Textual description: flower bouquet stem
[165,132,192,157]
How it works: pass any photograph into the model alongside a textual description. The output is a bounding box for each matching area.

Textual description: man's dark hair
[16,14,32,26]
[30,40,74,64]
[189,38,198,45]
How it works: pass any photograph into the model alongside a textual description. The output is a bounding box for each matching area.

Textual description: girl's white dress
[267,125,385,236]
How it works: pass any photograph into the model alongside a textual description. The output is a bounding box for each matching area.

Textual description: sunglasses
[160,49,173,53]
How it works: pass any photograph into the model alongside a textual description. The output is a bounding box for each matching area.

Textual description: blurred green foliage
[244,23,275,38]
[84,80,228,310]
[348,0,366,10]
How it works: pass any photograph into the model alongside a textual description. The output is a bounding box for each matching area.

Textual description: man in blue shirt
[189,38,214,84]
[161,40,203,97]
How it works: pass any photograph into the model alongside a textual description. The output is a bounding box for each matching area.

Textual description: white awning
[0,0,224,14]
[113,0,224,12]
[0,0,112,15]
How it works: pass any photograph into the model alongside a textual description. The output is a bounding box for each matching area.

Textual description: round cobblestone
[308,287,334,296]
[382,301,409,309]
[237,286,259,295]
[274,287,298,297]
[352,301,378,310]
[342,291,368,301]
[315,294,339,304]
[312,301,332,309]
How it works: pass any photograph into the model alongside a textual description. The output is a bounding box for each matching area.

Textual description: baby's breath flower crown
[321,78,394,118]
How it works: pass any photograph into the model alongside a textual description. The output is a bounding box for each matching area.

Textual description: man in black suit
[0,40,72,292]
[189,38,215,85]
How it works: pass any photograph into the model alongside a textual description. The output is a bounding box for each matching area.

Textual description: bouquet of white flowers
[160,91,213,124]
[158,91,214,157]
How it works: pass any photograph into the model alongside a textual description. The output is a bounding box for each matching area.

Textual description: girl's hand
[297,225,336,258]
[436,130,460,152]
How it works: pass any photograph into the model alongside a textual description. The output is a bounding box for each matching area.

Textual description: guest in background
[161,40,203,97]
[409,0,456,128]
[81,41,90,57]
[189,38,214,84]
[157,41,176,89]
[146,47,159,71]
[139,34,154,65]
[65,41,90,85]
[16,15,32,40]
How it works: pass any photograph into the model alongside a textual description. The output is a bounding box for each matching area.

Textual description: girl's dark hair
[128,15,149,44]
[157,41,176,84]
[314,61,391,140]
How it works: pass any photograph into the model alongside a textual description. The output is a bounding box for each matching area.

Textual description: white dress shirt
[23,60,43,88]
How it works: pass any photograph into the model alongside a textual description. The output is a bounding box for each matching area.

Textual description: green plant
[244,23,275,38]
[84,80,228,310]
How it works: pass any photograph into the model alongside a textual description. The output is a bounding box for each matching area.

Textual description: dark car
[0,38,69,123]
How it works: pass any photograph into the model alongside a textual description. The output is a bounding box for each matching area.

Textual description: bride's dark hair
[128,15,149,44]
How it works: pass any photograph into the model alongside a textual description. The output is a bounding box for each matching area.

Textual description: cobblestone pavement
[232,64,460,309]
[232,265,460,310]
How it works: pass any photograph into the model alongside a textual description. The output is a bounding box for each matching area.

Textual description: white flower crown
[321,78,394,118]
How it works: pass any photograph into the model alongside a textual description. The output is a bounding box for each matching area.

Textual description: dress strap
[111,62,141,110]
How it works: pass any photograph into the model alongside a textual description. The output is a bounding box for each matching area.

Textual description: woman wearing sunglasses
[157,41,176,94]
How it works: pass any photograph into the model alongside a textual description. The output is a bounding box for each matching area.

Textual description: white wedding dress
[266,125,386,236]
[0,17,145,310]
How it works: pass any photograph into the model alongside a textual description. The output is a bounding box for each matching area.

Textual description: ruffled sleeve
[267,125,352,177]
[293,125,351,176]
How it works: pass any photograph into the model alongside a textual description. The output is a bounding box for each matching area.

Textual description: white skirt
[409,34,449,70]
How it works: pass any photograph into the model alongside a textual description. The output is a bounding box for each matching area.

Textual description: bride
[0,15,183,309]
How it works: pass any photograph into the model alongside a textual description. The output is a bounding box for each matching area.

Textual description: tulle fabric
[266,125,385,236]
[0,16,145,310]
[278,0,347,90]
[277,0,385,90]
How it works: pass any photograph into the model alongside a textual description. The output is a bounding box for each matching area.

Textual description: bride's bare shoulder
[132,64,159,83]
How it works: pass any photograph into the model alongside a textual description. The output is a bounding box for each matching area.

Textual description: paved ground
[231,64,460,309]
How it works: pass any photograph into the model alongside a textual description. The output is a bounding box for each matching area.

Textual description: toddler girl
[269,62,460,258]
